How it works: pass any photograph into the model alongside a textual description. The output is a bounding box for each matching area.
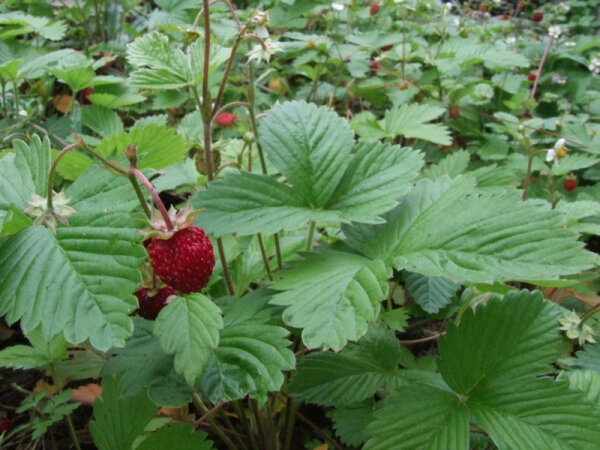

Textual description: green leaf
[469,378,600,449]
[364,384,469,450]
[380,308,409,332]
[565,370,600,412]
[438,290,562,395]
[329,401,374,447]
[97,124,189,170]
[0,213,145,351]
[199,320,295,406]
[270,250,390,350]
[422,150,469,181]
[0,12,66,41]
[328,142,424,223]
[102,318,191,408]
[571,344,600,373]
[154,294,223,385]
[12,135,51,196]
[137,423,214,450]
[403,272,459,314]
[258,101,355,207]
[66,164,142,213]
[343,176,597,284]
[356,104,451,146]
[0,345,48,370]
[289,325,401,406]
[90,376,158,450]
[81,105,124,137]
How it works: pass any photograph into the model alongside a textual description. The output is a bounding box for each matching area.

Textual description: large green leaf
[81,105,124,137]
[12,135,51,196]
[258,101,355,207]
[0,12,66,41]
[469,378,600,449]
[198,321,295,406]
[270,250,390,350]
[288,325,401,406]
[343,176,597,284]
[194,103,423,235]
[364,384,469,450]
[90,376,158,450]
[0,213,145,351]
[153,294,223,385]
[438,290,562,395]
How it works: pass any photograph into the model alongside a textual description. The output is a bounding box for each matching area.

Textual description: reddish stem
[129,168,174,231]
[531,36,553,100]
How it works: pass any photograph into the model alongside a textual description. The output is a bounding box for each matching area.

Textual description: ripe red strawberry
[502,14,509,20]
[532,11,543,22]
[135,286,177,320]
[216,113,235,127]
[169,107,178,115]
[449,106,460,119]
[148,227,215,294]
[381,44,393,51]
[564,178,577,191]
[369,2,380,15]
[370,60,379,72]
[516,1,524,11]
[398,80,408,90]
[528,72,537,81]
[0,417,12,435]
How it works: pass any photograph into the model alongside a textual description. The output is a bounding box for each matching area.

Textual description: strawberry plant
[1,0,600,449]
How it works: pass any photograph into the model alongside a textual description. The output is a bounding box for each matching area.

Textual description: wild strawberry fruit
[516,1,524,11]
[528,72,537,81]
[216,112,235,127]
[82,87,93,101]
[370,2,380,15]
[532,11,543,22]
[143,205,215,294]
[449,106,460,119]
[381,44,393,51]
[148,227,215,294]
[398,80,408,90]
[0,417,12,435]
[370,60,380,72]
[169,107,177,115]
[564,178,577,191]
[479,4,488,13]
[502,14,509,20]
[135,286,177,320]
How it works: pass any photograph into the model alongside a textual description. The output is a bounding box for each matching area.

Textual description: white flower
[331,2,344,11]
[564,41,576,48]
[246,38,284,64]
[506,36,516,45]
[552,74,567,85]
[548,25,562,39]
[589,57,600,75]
[546,138,567,166]
[559,3,570,12]
[560,311,597,346]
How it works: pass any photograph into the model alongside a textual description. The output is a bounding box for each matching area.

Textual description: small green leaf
[154,294,223,385]
[329,401,374,447]
[271,251,390,350]
[403,272,459,314]
[137,423,214,450]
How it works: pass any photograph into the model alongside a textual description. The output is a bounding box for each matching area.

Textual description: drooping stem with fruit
[129,168,174,231]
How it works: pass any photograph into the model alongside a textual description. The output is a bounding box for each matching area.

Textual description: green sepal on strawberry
[140,204,215,294]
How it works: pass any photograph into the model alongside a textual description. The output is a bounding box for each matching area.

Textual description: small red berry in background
[0,417,12,435]
[135,286,177,320]
[479,4,488,13]
[532,11,543,22]
[169,107,177,115]
[216,113,235,127]
[564,178,577,192]
[381,44,393,51]
[369,2,380,15]
[370,60,380,72]
[516,1,524,11]
[519,112,532,119]
[449,106,460,119]
[502,14,509,20]
[83,87,93,98]
[528,72,537,81]
[398,80,408,90]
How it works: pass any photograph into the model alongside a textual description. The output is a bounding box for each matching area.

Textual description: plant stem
[47,143,81,209]
[129,168,174,231]
[212,32,246,116]
[305,221,316,252]
[48,363,81,450]
[234,400,258,449]
[531,36,553,100]
[13,79,19,116]
[522,151,534,201]
[192,394,238,450]
[578,304,600,329]
[294,409,344,450]
[282,395,298,450]
[257,233,273,281]
[128,174,152,218]
[249,400,271,450]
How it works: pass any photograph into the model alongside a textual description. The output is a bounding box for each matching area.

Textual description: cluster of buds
[559,311,597,346]
[247,9,270,39]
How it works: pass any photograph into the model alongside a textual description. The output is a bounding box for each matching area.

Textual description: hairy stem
[257,233,273,281]
[129,168,174,231]
[47,143,81,209]
[531,36,553,100]
[192,394,237,450]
